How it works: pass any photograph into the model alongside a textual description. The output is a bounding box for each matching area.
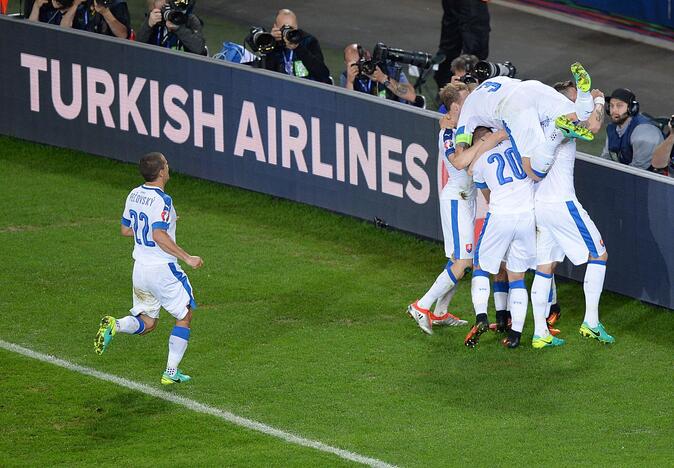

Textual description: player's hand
[185,255,203,269]
[590,89,604,99]
[439,113,452,129]
[148,8,162,27]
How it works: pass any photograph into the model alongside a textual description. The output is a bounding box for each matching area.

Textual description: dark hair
[473,126,492,142]
[139,152,165,182]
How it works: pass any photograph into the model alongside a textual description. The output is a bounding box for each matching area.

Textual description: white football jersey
[121,185,178,265]
[534,122,577,202]
[438,128,476,200]
[455,77,522,146]
[472,140,534,214]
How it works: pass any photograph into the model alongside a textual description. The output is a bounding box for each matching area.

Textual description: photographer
[651,116,674,176]
[27,0,85,28]
[262,9,331,84]
[340,43,416,104]
[137,0,206,55]
[449,54,478,85]
[84,0,131,39]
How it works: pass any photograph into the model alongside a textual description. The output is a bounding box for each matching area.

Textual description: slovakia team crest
[161,207,170,222]
[465,243,473,253]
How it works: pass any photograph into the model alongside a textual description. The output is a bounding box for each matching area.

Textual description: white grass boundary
[0,339,397,468]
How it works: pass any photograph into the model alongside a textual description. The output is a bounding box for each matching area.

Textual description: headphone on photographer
[606,88,639,117]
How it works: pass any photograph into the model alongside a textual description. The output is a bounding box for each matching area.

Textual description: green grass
[1,135,672,466]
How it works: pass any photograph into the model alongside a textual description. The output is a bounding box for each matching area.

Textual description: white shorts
[130,262,196,320]
[535,199,606,266]
[500,81,575,159]
[474,211,536,274]
[440,192,476,260]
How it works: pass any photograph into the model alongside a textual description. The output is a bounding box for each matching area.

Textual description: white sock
[531,273,552,338]
[493,281,509,311]
[574,89,594,121]
[418,265,457,310]
[471,273,490,317]
[434,286,458,315]
[166,326,190,376]
[116,315,143,334]
[583,261,606,327]
[509,282,528,333]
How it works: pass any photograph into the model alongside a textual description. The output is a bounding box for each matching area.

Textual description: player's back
[534,126,577,203]
[438,128,475,199]
[122,185,178,265]
[472,140,534,214]
[456,77,521,144]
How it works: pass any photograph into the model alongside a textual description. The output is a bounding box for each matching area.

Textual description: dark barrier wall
[1,17,673,309]
[568,0,674,29]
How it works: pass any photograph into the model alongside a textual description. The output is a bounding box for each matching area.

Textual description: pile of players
[407,63,615,349]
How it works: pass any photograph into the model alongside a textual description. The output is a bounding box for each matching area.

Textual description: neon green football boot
[555,115,594,141]
[532,334,566,349]
[94,316,117,355]
[571,62,591,93]
[579,322,615,344]
[161,370,192,385]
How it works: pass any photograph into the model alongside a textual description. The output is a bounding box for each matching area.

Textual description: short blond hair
[439,82,468,110]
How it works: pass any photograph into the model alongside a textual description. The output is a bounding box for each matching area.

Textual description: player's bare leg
[94,314,157,355]
[162,308,193,384]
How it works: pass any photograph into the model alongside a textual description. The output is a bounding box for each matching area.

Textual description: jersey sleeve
[121,196,132,228]
[441,129,456,160]
[149,193,173,231]
[472,156,487,189]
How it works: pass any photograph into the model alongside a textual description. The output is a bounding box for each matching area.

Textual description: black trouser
[434,0,491,89]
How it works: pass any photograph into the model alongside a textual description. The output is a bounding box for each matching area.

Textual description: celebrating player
[94,152,204,385]
[408,83,507,335]
[530,81,614,346]
[465,128,538,349]
[454,63,596,181]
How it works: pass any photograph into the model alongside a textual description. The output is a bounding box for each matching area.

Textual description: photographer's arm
[382,74,416,102]
[28,0,47,22]
[651,126,674,169]
[173,15,207,55]
[293,37,331,84]
[96,2,129,39]
[60,0,85,28]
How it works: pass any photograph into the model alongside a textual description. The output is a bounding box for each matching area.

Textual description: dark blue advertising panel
[1,17,673,310]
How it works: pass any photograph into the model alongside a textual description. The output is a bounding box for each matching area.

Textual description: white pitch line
[0,339,397,468]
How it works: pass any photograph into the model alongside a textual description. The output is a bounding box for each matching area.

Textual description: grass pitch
[0,136,672,466]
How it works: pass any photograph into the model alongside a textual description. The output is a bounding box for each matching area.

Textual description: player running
[408,83,507,334]
[454,63,595,181]
[465,128,539,349]
[94,152,204,384]
[530,81,614,347]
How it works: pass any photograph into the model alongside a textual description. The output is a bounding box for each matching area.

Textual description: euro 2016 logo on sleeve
[161,207,170,222]
[444,138,453,151]
[466,243,473,253]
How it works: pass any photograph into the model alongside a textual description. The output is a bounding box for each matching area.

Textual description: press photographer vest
[606,114,657,165]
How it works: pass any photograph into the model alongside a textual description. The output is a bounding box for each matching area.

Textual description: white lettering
[267,106,277,165]
[233,100,265,162]
[348,126,377,190]
[50,60,81,120]
[380,135,403,198]
[193,90,224,152]
[20,53,48,112]
[149,80,160,138]
[405,143,430,204]
[311,117,332,179]
[119,73,147,135]
[86,66,115,128]
[335,123,345,182]
[281,110,308,173]
[163,84,190,144]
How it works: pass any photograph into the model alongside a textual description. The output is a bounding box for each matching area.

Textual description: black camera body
[95,0,114,7]
[669,115,674,128]
[280,25,302,45]
[161,0,190,26]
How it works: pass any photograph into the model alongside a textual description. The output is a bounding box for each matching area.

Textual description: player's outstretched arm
[521,157,542,182]
[450,130,508,170]
[152,229,204,269]
[121,225,134,237]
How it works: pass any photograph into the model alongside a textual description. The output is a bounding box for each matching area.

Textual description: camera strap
[282,49,294,75]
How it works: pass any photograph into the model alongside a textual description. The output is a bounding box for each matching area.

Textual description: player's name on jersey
[129,191,157,207]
